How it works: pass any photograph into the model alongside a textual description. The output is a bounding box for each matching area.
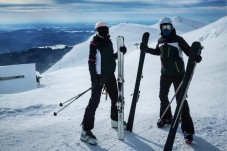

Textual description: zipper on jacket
[168,47,170,58]
[175,62,180,72]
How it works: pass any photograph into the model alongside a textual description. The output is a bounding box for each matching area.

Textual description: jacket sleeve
[88,42,97,79]
[146,44,161,55]
[178,36,190,56]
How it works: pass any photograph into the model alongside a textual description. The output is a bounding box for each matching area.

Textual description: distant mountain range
[0,24,94,73]
[0,24,94,54]
[0,45,73,73]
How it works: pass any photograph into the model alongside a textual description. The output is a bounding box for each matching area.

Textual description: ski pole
[160,81,183,119]
[53,87,92,116]
[59,94,81,107]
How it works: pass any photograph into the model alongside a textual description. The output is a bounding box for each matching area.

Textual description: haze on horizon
[0,0,226,24]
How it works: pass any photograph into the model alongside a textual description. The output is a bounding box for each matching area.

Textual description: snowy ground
[0,16,226,151]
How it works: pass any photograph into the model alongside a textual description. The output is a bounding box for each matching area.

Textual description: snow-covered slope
[150,16,208,35]
[172,16,209,34]
[0,17,226,151]
[47,16,208,72]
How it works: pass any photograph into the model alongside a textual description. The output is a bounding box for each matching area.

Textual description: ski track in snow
[0,104,56,119]
[0,113,225,151]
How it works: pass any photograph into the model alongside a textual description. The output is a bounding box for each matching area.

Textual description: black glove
[195,55,202,63]
[120,46,127,54]
[93,74,106,86]
[140,43,148,52]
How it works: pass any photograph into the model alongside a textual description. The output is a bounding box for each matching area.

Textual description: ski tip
[191,41,203,49]
[117,36,124,41]
[143,32,150,37]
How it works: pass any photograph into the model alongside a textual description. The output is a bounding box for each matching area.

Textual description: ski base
[117,36,125,139]
[126,32,150,132]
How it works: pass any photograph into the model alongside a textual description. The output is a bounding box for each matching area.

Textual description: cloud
[0,0,225,24]
[0,0,51,4]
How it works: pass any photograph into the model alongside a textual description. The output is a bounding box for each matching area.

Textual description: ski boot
[111,120,127,129]
[157,118,173,128]
[184,131,193,144]
[80,130,97,145]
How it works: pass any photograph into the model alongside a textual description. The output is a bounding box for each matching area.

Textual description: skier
[80,21,127,145]
[140,17,202,142]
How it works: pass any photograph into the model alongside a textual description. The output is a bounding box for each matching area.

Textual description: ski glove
[195,55,202,63]
[120,46,127,54]
[94,74,106,86]
[140,43,148,52]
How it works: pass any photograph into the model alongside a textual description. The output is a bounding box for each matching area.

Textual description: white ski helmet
[95,21,109,38]
[95,21,108,29]
[159,17,172,25]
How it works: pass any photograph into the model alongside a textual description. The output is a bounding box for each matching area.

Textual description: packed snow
[0,16,226,151]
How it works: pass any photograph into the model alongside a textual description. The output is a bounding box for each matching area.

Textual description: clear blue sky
[0,0,226,24]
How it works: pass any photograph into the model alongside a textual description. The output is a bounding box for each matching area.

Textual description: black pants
[159,74,195,134]
[82,74,118,131]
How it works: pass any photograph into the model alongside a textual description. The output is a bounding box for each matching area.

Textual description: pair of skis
[118,32,203,150]
[116,33,150,139]
[116,36,125,140]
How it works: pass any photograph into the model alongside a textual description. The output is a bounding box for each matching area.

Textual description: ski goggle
[161,24,172,30]
[96,26,109,32]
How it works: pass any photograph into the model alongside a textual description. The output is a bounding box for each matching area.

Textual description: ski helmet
[159,17,174,37]
[95,21,108,29]
[95,21,109,38]
[159,17,172,25]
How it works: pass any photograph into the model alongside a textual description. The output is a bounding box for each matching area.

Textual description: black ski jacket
[88,36,117,81]
[147,30,190,76]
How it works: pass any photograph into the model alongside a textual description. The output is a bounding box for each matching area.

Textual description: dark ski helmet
[95,21,110,38]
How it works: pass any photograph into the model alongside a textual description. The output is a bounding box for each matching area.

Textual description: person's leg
[105,74,118,121]
[159,75,173,119]
[82,84,103,131]
[173,75,195,139]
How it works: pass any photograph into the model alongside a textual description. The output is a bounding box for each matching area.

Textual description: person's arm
[178,36,202,62]
[178,36,190,56]
[146,44,161,56]
[88,42,97,81]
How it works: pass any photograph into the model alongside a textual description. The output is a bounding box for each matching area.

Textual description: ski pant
[82,74,118,131]
[159,74,195,134]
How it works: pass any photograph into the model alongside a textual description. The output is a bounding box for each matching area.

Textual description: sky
[0,0,226,25]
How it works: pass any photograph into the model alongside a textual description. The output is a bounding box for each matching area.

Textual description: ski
[126,32,150,132]
[117,36,125,139]
[163,41,203,151]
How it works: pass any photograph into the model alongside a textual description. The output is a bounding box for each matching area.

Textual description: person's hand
[94,75,107,86]
[120,46,127,54]
[140,43,148,51]
[195,55,202,63]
